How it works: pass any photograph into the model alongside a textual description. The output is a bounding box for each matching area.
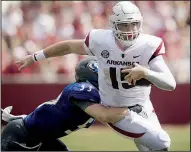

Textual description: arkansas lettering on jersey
[24,82,100,140]
[84,29,165,107]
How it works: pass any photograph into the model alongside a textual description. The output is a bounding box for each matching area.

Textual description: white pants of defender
[107,101,171,151]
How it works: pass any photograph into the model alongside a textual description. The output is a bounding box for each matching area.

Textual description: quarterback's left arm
[122,56,176,91]
[146,40,176,91]
[122,39,176,91]
[145,55,176,91]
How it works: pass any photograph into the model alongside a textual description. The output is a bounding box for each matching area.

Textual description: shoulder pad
[139,34,162,48]
[141,34,165,56]
[84,29,112,56]
[69,82,100,104]
[147,34,163,49]
[89,29,112,45]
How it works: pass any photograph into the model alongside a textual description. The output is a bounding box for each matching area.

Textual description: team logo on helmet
[101,50,109,58]
[87,61,98,73]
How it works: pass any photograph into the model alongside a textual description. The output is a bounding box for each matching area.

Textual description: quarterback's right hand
[15,55,34,71]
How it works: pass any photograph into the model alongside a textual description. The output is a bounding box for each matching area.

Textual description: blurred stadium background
[1,1,190,151]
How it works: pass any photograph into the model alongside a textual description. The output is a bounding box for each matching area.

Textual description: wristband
[32,50,46,62]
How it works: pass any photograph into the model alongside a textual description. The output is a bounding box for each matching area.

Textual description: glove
[1,106,27,122]
[128,104,142,113]
[128,104,148,119]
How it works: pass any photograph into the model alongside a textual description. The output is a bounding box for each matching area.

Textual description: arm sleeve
[146,55,176,91]
[70,97,96,111]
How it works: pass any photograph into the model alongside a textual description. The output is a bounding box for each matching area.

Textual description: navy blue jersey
[24,82,100,140]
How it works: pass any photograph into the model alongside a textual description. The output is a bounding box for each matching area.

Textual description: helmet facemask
[110,20,142,47]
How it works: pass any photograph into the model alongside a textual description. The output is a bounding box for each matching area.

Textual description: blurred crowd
[2,1,190,83]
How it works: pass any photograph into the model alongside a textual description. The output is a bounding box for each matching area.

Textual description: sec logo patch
[101,50,109,58]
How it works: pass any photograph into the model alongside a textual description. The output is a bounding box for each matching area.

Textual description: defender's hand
[1,106,27,122]
[1,106,14,122]
[121,63,148,85]
[15,55,34,71]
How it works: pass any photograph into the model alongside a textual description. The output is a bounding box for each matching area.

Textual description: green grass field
[61,124,190,151]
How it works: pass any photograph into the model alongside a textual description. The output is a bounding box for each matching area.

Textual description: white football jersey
[84,29,165,107]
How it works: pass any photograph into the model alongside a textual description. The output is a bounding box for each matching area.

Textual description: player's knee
[137,129,171,151]
[157,129,171,150]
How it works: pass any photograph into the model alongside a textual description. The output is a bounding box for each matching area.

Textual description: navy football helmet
[75,56,99,89]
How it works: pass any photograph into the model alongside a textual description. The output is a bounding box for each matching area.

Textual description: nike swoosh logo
[34,53,37,61]
[133,55,141,58]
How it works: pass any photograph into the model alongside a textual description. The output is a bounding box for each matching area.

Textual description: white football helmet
[109,1,143,47]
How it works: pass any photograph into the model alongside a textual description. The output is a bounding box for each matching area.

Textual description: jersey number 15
[109,67,135,90]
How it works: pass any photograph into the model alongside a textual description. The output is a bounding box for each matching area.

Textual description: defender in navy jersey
[1,57,129,151]
[24,82,100,140]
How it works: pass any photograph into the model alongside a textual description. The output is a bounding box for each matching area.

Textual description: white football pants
[107,101,171,151]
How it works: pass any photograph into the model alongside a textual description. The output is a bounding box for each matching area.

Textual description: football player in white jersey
[16,1,176,151]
